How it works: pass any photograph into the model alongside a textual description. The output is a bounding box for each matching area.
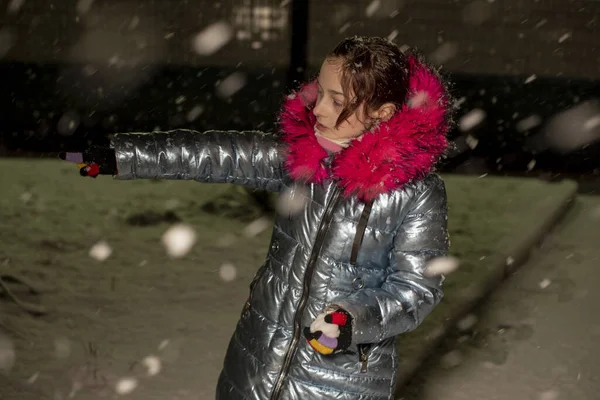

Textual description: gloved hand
[303,309,352,355]
[59,145,117,178]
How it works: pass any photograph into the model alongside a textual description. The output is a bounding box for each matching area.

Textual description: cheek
[338,115,363,130]
[336,122,353,132]
[334,121,364,138]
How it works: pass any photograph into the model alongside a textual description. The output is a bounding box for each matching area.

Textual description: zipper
[270,186,342,400]
[358,344,371,373]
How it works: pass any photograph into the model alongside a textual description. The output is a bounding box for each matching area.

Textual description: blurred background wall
[1,0,597,76]
[0,0,598,174]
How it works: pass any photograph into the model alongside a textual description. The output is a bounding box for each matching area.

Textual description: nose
[313,97,325,120]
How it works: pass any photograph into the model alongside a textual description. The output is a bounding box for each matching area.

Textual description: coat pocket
[241,260,269,316]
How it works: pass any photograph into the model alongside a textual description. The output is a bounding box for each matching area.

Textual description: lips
[315,122,328,132]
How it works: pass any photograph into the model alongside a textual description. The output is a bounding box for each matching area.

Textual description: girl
[62,36,452,400]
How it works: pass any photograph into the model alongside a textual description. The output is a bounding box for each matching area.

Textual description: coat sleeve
[328,175,449,347]
[110,129,286,192]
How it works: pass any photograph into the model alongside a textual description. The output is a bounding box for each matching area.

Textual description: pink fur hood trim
[278,53,452,202]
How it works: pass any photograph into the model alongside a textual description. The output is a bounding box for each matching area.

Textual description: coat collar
[277,52,452,202]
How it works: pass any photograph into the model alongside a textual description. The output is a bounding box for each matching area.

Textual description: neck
[314,131,354,148]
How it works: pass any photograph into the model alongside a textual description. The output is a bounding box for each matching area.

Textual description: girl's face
[313,57,369,141]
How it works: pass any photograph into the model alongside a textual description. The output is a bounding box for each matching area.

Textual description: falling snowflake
[89,241,112,262]
[215,72,247,99]
[456,314,478,331]
[219,263,237,282]
[365,0,381,18]
[161,224,197,258]
[454,96,467,108]
[424,256,460,277]
[158,339,170,351]
[191,22,234,56]
[539,390,560,400]
[338,22,351,34]
[558,32,571,43]
[459,109,486,132]
[20,192,32,203]
[429,42,459,64]
[516,115,542,132]
[276,185,309,216]
[440,349,463,368]
[543,101,600,152]
[186,105,204,122]
[142,356,161,376]
[584,115,600,131]
[243,217,271,238]
[387,30,399,41]
[465,135,479,149]
[539,278,551,289]
[525,74,537,84]
[115,377,138,395]
[26,372,39,384]
[57,111,80,136]
[128,16,140,30]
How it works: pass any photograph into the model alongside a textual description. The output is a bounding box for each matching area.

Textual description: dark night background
[0,0,599,176]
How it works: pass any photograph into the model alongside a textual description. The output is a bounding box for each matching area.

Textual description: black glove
[59,145,117,178]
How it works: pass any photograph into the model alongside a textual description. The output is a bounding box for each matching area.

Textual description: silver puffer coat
[110,53,452,400]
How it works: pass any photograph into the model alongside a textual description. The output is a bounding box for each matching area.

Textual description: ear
[371,102,396,122]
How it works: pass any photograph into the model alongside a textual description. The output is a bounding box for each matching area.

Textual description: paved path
[401,195,600,400]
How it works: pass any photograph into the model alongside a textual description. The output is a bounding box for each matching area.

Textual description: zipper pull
[360,348,368,373]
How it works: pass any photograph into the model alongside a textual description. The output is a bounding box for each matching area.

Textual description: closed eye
[317,80,345,108]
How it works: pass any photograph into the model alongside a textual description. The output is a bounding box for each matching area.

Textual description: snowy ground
[0,158,575,400]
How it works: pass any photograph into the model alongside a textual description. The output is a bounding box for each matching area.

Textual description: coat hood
[278,51,453,202]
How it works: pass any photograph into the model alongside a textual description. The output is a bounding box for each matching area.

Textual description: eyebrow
[317,80,345,97]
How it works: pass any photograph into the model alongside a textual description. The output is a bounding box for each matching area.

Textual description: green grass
[0,159,576,398]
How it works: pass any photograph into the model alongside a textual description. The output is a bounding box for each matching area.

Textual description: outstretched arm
[326,175,449,347]
[111,129,286,192]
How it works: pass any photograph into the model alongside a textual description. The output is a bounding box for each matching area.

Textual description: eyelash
[317,88,343,109]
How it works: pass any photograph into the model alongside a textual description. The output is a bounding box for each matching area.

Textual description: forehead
[318,58,344,92]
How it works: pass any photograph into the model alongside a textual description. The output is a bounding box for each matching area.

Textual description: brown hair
[327,36,410,128]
